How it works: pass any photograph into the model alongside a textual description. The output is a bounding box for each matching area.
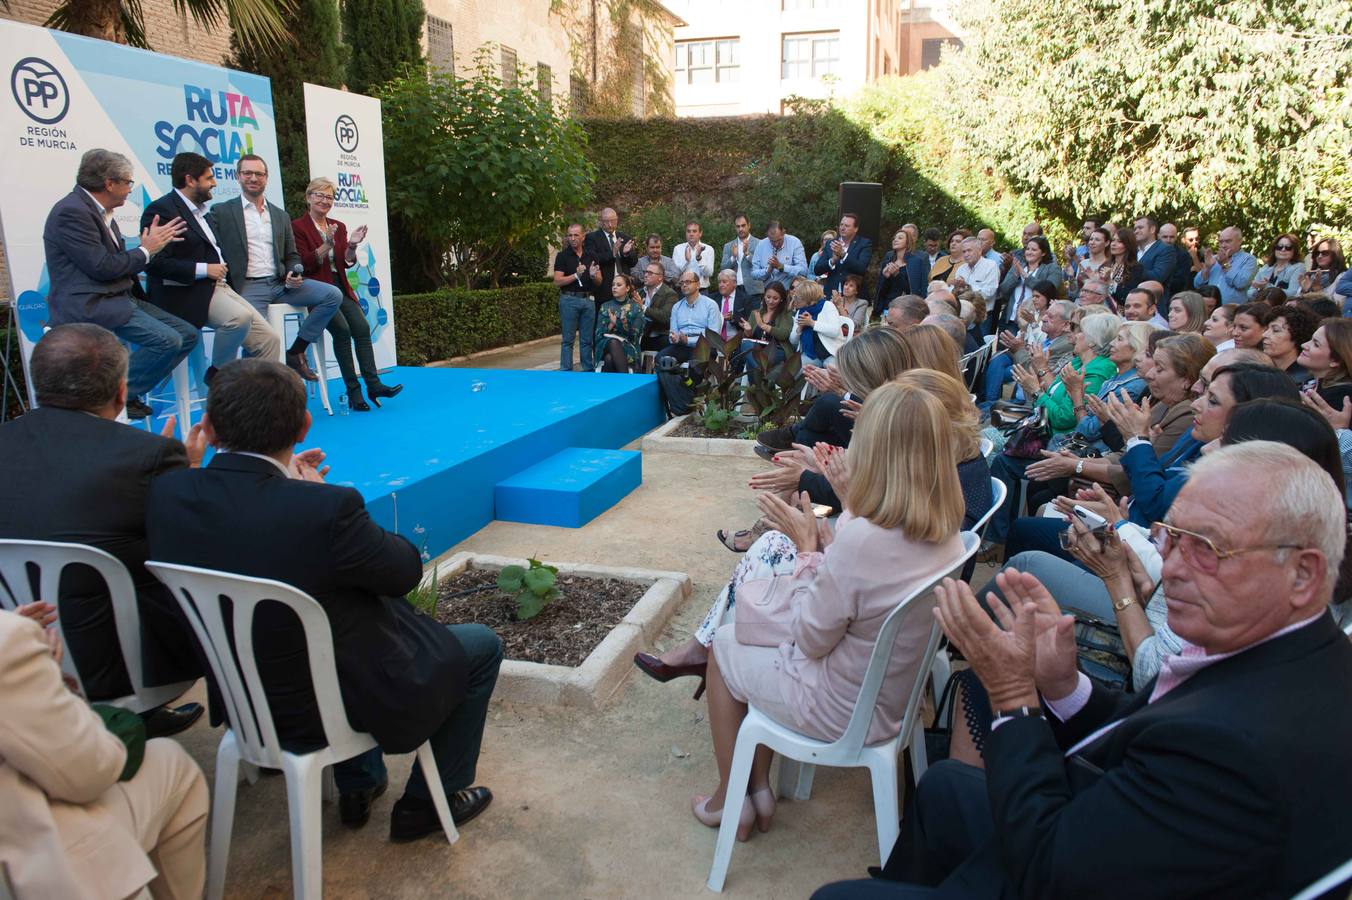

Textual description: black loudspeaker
[838,182,883,246]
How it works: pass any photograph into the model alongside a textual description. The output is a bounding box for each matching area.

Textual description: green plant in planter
[405,564,439,616]
[691,328,746,434]
[742,336,807,426]
[497,557,560,621]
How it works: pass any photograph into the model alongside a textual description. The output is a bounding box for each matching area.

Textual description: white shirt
[1138,239,1157,260]
[175,189,222,279]
[675,241,714,288]
[80,188,149,262]
[955,257,1001,301]
[241,195,275,279]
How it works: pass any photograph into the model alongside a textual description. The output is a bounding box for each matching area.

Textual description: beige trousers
[103,739,209,900]
[206,283,281,367]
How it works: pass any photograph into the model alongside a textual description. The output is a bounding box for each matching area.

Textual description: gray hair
[1079,312,1123,356]
[1046,300,1076,321]
[32,323,128,411]
[924,313,968,350]
[75,149,133,192]
[962,236,982,250]
[718,268,736,283]
[1189,442,1346,593]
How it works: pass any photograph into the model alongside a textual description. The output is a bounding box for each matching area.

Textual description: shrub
[392,282,560,365]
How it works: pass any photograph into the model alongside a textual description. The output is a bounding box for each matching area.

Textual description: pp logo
[11,57,70,125]
[335,114,359,153]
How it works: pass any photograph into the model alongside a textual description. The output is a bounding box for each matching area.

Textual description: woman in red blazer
[293,177,402,411]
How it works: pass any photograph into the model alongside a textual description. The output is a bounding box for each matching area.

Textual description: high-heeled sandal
[716,517,768,553]
[749,787,776,834]
[633,653,708,700]
[692,795,756,842]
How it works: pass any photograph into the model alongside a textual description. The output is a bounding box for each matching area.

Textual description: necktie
[607,232,614,254]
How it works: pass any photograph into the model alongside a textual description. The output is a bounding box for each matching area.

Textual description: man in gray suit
[41,149,196,419]
[207,153,340,381]
[721,213,764,312]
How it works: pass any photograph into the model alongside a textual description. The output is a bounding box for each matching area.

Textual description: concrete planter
[641,414,760,458]
[425,551,691,709]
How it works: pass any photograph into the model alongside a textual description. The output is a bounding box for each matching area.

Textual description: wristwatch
[1075,459,1086,476]
[993,705,1045,720]
[1113,596,1136,611]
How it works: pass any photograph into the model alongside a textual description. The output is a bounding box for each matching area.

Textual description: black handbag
[990,400,1034,429]
[1002,407,1050,459]
[1073,611,1133,690]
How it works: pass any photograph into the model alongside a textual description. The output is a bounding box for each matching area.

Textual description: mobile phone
[812,504,834,518]
[1072,505,1109,533]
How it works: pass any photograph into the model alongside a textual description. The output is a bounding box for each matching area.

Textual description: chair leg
[908,729,930,786]
[171,361,192,440]
[282,755,325,900]
[866,753,902,868]
[414,742,459,844]
[776,758,816,802]
[930,650,953,728]
[706,732,757,893]
[206,734,241,900]
[308,340,333,416]
[321,766,337,804]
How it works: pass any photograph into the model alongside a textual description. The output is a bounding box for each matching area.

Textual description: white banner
[302,83,396,369]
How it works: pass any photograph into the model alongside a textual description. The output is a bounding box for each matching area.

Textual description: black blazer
[1169,244,1195,297]
[0,407,199,698]
[145,453,468,753]
[583,229,638,304]
[142,190,220,328]
[979,612,1352,899]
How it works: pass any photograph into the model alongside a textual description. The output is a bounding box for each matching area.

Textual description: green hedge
[393,282,560,365]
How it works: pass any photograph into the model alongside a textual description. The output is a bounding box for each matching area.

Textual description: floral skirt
[695,530,799,647]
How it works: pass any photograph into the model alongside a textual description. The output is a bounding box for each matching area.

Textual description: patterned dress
[595,298,646,366]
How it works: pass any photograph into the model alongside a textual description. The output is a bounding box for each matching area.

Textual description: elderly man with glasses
[815,441,1352,900]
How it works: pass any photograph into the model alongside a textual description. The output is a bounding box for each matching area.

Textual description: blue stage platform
[301,366,663,560]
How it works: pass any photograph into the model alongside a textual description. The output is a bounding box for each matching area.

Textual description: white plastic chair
[144,562,458,900]
[0,539,193,713]
[931,478,1009,727]
[706,531,981,892]
[978,436,994,459]
[265,305,334,416]
[1292,856,1352,900]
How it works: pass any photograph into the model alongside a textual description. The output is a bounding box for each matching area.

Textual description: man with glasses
[1193,225,1258,305]
[208,154,341,382]
[42,148,196,419]
[142,152,280,386]
[637,260,678,354]
[816,441,1352,899]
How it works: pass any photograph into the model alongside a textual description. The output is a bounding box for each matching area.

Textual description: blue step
[494,448,642,528]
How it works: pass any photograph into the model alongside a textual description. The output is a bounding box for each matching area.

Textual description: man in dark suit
[1160,222,1196,297]
[815,442,1352,899]
[638,258,679,353]
[0,324,204,736]
[1133,215,1177,297]
[813,212,873,299]
[142,152,279,384]
[207,154,340,382]
[145,359,502,838]
[42,148,196,419]
[583,207,638,312]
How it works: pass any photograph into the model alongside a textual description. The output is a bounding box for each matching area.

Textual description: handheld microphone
[286,263,304,288]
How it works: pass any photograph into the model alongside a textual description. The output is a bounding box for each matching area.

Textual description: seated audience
[1299,236,1346,299]
[923,313,975,355]
[1077,277,1115,312]
[711,269,744,342]
[839,273,871,333]
[901,322,966,383]
[791,281,852,367]
[0,608,209,898]
[1298,318,1352,406]
[884,294,929,333]
[874,227,930,319]
[1165,290,1206,334]
[1195,282,1224,313]
[145,360,503,839]
[1250,232,1306,298]
[595,274,646,372]
[1263,303,1322,384]
[637,259,679,353]
[649,382,967,842]
[983,292,1072,406]
[930,229,968,284]
[293,176,402,410]
[736,281,795,376]
[951,237,1000,308]
[1121,287,1166,328]
[0,324,204,736]
[807,229,837,283]
[1203,303,1236,350]
[659,272,721,369]
[816,441,1352,900]
[43,148,195,419]
[1231,300,1274,350]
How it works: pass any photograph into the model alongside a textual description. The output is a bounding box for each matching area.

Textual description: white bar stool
[265,305,333,416]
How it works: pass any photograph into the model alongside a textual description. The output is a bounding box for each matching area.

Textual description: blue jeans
[982,353,1015,403]
[559,293,595,370]
[237,277,343,344]
[112,300,199,396]
[333,623,503,802]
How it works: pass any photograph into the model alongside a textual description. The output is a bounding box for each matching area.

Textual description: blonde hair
[305,176,336,196]
[791,280,824,310]
[847,381,964,540]
[900,324,963,383]
[894,368,981,461]
[1118,321,1155,356]
[835,327,909,398]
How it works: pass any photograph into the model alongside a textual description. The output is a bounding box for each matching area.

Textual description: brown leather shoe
[286,351,319,382]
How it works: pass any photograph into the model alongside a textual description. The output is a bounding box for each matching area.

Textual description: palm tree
[44,0,294,53]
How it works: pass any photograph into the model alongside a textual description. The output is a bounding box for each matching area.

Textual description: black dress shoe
[756,424,796,451]
[286,351,319,382]
[753,444,779,463]
[125,397,154,420]
[389,786,493,842]
[339,779,388,828]
[365,379,403,400]
[140,702,205,738]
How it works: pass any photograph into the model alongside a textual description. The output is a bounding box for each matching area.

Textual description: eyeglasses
[1276,244,1295,251]
[1150,521,1302,575]
[239,170,267,179]
[310,192,335,201]
[112,178,135,187]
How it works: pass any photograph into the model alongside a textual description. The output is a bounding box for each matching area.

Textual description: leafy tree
[342,0,425,96]
[379,52,596,288]
[941,0,1352,244]
[46,0,291,54]
[230,0,345,216]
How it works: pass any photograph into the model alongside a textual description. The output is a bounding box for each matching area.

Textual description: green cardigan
[1037,354,1117,433]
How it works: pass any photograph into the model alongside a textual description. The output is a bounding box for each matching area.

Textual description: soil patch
[668,418,758,440]
[432,566,649,666]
